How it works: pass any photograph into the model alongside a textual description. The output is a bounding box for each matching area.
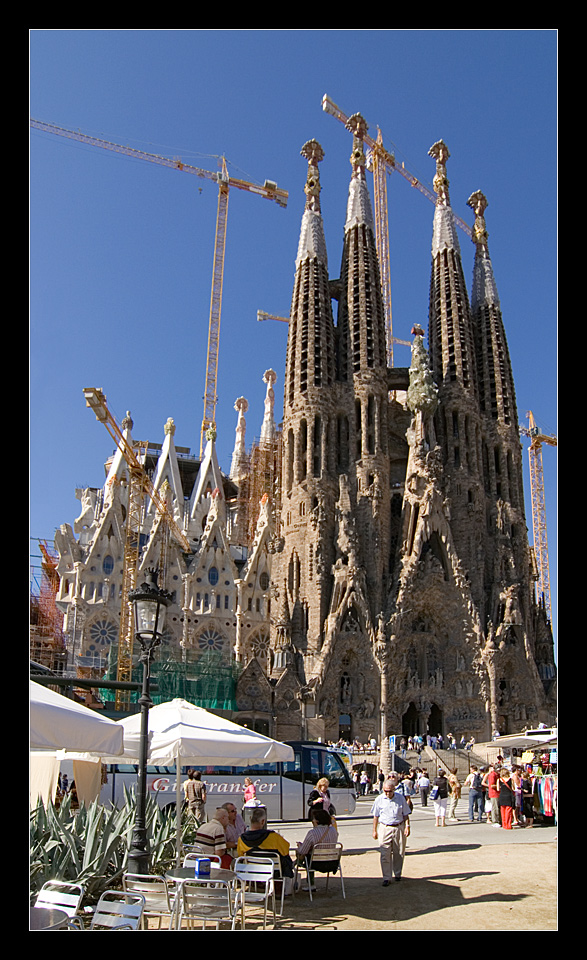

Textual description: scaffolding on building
[30,539,68,672]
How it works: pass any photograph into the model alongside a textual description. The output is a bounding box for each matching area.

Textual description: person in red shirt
[484,764,501,827]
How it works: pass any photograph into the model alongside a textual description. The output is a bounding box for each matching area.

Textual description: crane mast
[31,119,288,456]
[522,411,557,624]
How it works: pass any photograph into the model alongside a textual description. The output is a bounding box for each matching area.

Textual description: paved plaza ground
[154,794,557,932]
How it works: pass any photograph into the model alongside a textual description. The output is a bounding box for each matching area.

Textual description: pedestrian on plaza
[511,766,523,826]
[484,763,501,827]
[417,769,430,806]
[184,769,207,823]
[447,769,461,820]
[308,777,336,819]
[378,770,385,793]
[521,770,534,828]
[464,766,484,822]
[497,768,515,830]
[431,769,449,826]
[371,779,411,885]
[360,771,370,796]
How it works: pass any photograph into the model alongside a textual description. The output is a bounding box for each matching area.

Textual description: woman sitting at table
[296,808,338,890]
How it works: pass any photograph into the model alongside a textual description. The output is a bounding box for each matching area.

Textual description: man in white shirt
[371,780,411,885]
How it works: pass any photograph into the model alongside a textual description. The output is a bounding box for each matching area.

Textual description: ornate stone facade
[53,121,556,753]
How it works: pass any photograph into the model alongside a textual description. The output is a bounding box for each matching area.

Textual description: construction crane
[84,387,191,709]
[31,119,288,456]
[322,94,472,366]
[521,411,557,623]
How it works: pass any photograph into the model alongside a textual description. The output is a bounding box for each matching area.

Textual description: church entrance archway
[339,714,352,741]
[428,703,443,739]
[402,702,419,737]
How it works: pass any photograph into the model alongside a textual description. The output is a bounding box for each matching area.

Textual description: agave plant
[30,790,185,906]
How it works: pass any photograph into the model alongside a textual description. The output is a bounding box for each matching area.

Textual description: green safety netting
[98,648,240,711]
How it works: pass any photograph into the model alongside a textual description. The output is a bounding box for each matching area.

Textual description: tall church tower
[427,141,486,607]
[279,139,338,659]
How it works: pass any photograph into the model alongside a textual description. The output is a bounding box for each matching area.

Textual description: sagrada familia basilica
[51,116,556,761]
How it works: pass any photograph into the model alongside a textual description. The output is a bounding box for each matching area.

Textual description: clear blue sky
[30,29,557,640]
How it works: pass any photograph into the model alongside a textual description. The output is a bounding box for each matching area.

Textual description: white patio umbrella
[30,680,124,755]
[111,698,294,863]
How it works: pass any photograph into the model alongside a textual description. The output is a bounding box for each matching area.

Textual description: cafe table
[30,906,69,930]
[165,864,239,929]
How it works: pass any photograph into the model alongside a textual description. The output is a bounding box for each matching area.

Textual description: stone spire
[429,140,461,258]
[260,370,277,444]
[295,139,328,269]
[467,191,519,433]
[285,140,335,409]
[344,113,375,232]
[468,189,500,309]
[427,139,476,397]
[337,113,387,379]
[230,396,249,480]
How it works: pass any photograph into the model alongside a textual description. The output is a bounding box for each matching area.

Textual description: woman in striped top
[296,809,339,891]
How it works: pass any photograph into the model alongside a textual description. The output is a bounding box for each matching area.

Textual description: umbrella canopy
[30,680,124,755]
[114,698,294,766]
[111,698,294,865]
[490,733,557,751]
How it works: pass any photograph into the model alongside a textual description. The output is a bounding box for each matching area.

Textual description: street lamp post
[126,568,172,876]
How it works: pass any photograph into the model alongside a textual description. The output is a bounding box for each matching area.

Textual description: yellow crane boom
[521,411,557,623]
[84,387,190,709]
[31,119,288,455]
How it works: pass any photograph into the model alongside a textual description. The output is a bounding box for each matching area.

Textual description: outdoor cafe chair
[88,890,146,930]
[177,877,237,930]
[34,880,84,919]
[233,857,276,929]
[123,873,175,929]
[238,850,287,916]
[183,849,222,866]
[295,842,345,902]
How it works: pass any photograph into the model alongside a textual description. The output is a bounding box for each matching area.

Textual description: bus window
[239,762,279,776]
[304,748,322,786]
[282,751,303,782]
[322,750,351,788]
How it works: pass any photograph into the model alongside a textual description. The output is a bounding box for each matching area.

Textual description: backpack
[472,772,483,791]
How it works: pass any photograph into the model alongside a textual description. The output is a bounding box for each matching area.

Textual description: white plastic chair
[34,880,84,919]
[177,878,237,930]
[233,857,276,929]
[296,842,345,902]
[122,873,175,929]
[89,890,146,930]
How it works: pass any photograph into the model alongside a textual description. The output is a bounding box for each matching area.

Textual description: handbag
[429,785,439,800]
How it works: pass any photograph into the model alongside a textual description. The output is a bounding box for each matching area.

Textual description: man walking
[371,779,411,885]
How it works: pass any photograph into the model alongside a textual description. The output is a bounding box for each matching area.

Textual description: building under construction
[39,115,556,760]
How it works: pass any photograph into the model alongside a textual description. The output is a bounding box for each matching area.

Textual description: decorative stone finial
[429,140,451,204]
[346,113,368,177]
[301,139,324,212]
[164,417,176,436]
[122,411,133,431]
[467,190,489,248]
[206,425,217,442]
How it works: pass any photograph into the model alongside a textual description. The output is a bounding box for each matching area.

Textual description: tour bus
[99,741,357,821]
